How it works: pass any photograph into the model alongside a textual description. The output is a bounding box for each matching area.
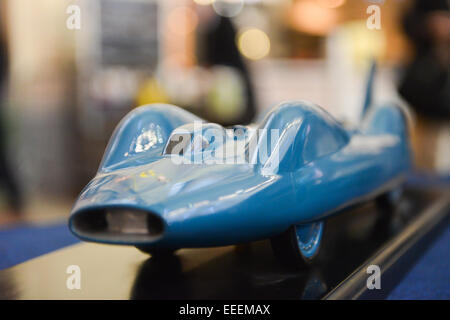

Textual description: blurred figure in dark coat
[0,10,22,214]
[399,0,450,119]
[196,11,256,126]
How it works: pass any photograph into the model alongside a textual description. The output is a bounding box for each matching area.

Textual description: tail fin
[361,61,377,119]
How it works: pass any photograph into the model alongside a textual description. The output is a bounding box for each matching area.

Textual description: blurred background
[0,0,448,266]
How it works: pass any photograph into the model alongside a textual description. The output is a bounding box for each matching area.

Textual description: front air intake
[70,208,164,243]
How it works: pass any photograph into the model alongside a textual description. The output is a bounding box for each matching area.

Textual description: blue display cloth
[0,222,79,270]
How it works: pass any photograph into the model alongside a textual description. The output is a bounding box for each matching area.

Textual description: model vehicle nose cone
[70,208,165,244]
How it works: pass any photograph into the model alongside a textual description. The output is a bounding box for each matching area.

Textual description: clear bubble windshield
[163,133,211,156]
[162,124,253,164]
[163,133,192,155]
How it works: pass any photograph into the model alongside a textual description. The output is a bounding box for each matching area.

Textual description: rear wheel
[271,221,324,269]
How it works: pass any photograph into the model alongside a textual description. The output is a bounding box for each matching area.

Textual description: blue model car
[69,95,411,267]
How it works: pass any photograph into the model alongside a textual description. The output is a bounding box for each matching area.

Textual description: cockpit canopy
[163,123,251,163]
[163,123,225,156]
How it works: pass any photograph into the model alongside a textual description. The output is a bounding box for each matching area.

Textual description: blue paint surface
[388,223,450,300]
[0,223,79,270]
[69,102,411,252]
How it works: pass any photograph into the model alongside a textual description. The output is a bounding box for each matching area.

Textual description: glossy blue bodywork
[69,100,411,250]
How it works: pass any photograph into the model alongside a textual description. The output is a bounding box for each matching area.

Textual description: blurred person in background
[398,0,450,174]
[0,6,22,219]
[137,5,256,127]
[195,7,256,126]
[399,0,450,119]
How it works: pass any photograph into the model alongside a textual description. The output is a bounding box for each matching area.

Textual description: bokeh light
[317,0,346,9]
[288,0,338,36]
[193,0,215,5]
[212,0,244,18]
[237,28,271,60]
[167,6,198,36]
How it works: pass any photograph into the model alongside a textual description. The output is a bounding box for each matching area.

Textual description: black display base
[0,187,448,300]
